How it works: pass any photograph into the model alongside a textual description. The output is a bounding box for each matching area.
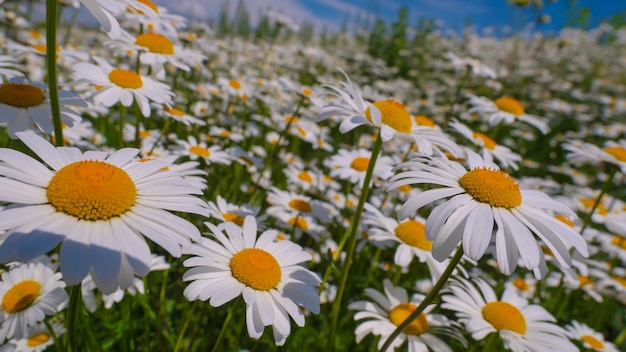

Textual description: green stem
[43,318,63,352]
[481,332,501,352]
[579,166,618,235]
[134,102,142,148]
[380,246,464,352]
[46,0,64,146]
[212,304,236,352]
[327,133,383,351]
[173,301,198,352]
[66,285,83,352]
[62,7,80,47]
[118,105,126,149]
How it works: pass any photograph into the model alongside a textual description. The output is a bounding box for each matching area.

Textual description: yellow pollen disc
[32,44,60,53]
[604,146,626,162]
[1,280,41,314]
[302,88,312,97]
[388,303,429,335]
[459,167,521,208]
[394,220,432,250]
[139,130,151,137]
[579,198,608,215]
[473,132,497,150]
[28,29,42,39]
[554,215,574,227]
[351,157,370,172]
[164,105,185,116]
[288,217,308,230]
[397,184,412,193]
[611,236,626,250]
[298,171,313,183]
[581,335,605,349]
[540,245,554,256]
[612,275,626,287]
[365,99,412,133]
[230,248,281,291]
[289,199,312,213]
[229,80,242,89]
[578,275,592,287]
[482,301,526,334]
[135,33,174,54]
[0,83,46,108]
[414,115,435,127]
[284,115,298,123]
[222,213,245,226]
[47,160,137,221]
[276,233,286,241]
[108,69,143,89]
[190,146,210,158]
[27,332,51,347]
[297,127,307,137]
[138,0,159,13]
[219,130,230,137]
[513,278,529,291]
[494,96,525,116]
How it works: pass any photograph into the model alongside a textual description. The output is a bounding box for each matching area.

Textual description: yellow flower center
[138,0,159,13]
[554,215,574,227]
[289,199,312,213]
[397,184,412,193]
[47,160,137,221]
[190,146,210,158]
[612,275,626,287]
[288,217,308,230]
[164,105,185,116]
[365,99,412,133]
[580,198,608,215]
[482,301,527,334]
[284,115,299,123]
[581,335,605,349]
[229,80,242,89]
[472,132,496,150]
[1,280,41,314]
[459,167,522,208]
[222,212,245,226]
[32,44,60,53]
[414,115,435,127]
[351,157,370,172]
[578,275,592,287]
[494,97,525,116]
[0,83,46,108]
[302,88,312,97]
[230,248,281,291]
[298,171,313,183]
[27,332,51,347]
[611,236,626,250]
[513,278,529,291]
[135,33,174,55]
[388,303,429,335]
[394,220,432,250]
[604,146,626,162]
[108,69,143,89]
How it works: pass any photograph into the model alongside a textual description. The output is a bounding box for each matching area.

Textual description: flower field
[0,1,625,351]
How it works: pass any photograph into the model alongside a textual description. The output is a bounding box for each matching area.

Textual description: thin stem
[46,0,64,146]
[327,133,383,351]
[212,304,236,352]
[62,7,80,47]
[43,318,63,352]
[380,246,464,352]
[579,166,618,235]
[118,105,126,149]
[66,285,83,352]
[134,102,143,148]
[481,332,501,352]
[173,301,198,352]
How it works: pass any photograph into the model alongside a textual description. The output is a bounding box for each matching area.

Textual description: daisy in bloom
[449,119,522,170]
[72,56,173,117]
[173,135,231,165]
[0,262,68,343]
[182,216,320,346]
[565,320,620,351]
[157,104,206,126]
[0,78,86,138]
[348,279,461,352]
[266,187,332,223]
[206,195,266,228]
[387,149,588,275]
[441,277,577,352]
[444,51,497,79]
[0,55,24,79]
[77,0,156,39]
[3,320,65,352]
[0,132,209,294]
[563,139,626,173]
[466,94,550,134]
[325,147,395,188]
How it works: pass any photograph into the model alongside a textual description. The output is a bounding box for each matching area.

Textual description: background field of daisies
[0,0,625,351]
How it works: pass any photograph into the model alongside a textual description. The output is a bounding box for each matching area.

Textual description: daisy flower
[173,135,231,165]
[348,279,461,352]
[0,262,68,343]
[3,320,65,352]
[563,139,626,173]
[441,277,577,352]
[182,216,320,346]
[466,94,550,134]
[0,55,24,79]
[325,147,395,188]
[0,132,209,293]
[77,0,156,39]
[0,78,86,138]
[266,187,332,223]
[72,56,173,117]
[449,119,522,170]
[206,195,266,228]
[565,320,620,351]
[387,149,588,275]
[157,104,206,126]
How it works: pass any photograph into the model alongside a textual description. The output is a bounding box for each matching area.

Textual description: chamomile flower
[157,105,205,126]
[326,148,395,188]
[388,149,588,275]
[467,94,550,134]
[441,277,577,352]
[565,320,620,352]
[174,135,231,165]
[0,56,24,79]
[206,195,266,228]
[0,132,209,294]
[0,262,68,343]
[182,216,320,346]
[72,56,173,117]
[563,139,626,173]
[77,0,156,39]
[4,320,65,352]
[348,279,461,352]
[266,187,332,223]
[0,78,85,138]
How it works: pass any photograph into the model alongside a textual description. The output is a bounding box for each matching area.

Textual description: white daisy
[467,94,550,134]
[388,149,588,275]
[565,320,620,352]
[6,320,65,352]
[182,216,320,346]
[78,0,156,39]
[325,147,395,188]
[266,187,332,223]
[0,55,24,79]
[0,132,209,293]
[173,135,232,165]
[563,139,626,173]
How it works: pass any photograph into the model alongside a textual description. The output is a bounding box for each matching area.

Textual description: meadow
[0,0,625,351]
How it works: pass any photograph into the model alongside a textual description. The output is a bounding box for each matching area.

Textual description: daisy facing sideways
[441,277,578,352]
[0,132,209,294]
[466,94,549,134]
[387,149,588,275]
[182,216,320,346]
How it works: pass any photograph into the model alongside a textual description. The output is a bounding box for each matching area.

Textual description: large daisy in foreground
[388,149,588,275]
[182,216,320,346]
[0,132,209,293]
